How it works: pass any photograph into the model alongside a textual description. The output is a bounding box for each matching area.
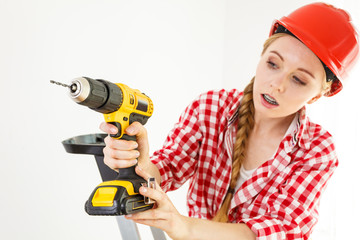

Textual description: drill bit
[50,80,70,88]
[50,80,78,92]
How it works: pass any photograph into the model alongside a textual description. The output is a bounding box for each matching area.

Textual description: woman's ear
[307,94,322,104]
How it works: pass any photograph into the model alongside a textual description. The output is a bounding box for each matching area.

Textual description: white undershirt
[233,113,299,192]
[234,165,256,191]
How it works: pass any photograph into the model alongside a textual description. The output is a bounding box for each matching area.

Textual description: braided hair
[212,33,290,222]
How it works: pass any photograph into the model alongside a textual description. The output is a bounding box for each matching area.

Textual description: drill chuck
[69,77,123,114]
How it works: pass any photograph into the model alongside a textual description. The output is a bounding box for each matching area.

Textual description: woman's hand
[126,166,190,240]
[99,121,150,170]
[100,121,161,182]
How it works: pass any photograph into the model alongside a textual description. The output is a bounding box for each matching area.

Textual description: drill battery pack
[62,133,154,216]
[85,179,153,215]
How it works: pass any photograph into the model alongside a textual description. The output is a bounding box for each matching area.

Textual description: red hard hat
[270,2,359,96]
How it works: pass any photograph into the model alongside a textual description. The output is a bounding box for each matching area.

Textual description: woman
[100,3,359,239]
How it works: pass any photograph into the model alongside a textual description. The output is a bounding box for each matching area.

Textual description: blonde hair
[212,76,255,222]
[212,33,331,222]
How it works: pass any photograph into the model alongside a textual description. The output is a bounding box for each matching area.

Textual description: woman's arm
[126,167,256,240]
[185,218,256,240]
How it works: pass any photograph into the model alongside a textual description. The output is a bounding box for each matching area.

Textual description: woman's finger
[103,156,137,169]
[125,122,150,159]
[99,122,118,135]
[104,136,138,151]
[139,186,168,206]
[126,208,172,222]
[103,146,140,160]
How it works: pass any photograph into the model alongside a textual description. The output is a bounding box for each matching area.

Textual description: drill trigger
[109,122,122,138]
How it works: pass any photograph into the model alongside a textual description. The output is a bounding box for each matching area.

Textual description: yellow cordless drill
[51,77,154,215]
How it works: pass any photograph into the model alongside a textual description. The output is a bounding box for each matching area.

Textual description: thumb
[125,122,150,162]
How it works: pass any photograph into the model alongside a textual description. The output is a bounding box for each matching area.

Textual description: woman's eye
[267,61,277,69]
[293,76,306,85]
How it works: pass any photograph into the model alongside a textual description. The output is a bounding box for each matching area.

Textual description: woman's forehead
[266,35,323,70]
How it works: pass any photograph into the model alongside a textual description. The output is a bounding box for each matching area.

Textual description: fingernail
[127,127,135,134]
[111,128,118,134]
[141,187,147,193]
[126,214,132,218]
[133,142,138,148]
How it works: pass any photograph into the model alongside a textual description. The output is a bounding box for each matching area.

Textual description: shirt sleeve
[150,94,204,192]
[241,134,338,240]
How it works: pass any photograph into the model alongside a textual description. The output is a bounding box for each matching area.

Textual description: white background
[0,0,358,239]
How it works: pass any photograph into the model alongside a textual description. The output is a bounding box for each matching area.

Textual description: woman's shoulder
[305,117,333,142]
[196,88,243,107]
[300,114,337,157]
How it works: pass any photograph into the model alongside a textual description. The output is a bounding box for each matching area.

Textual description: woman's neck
[252,112,296,137]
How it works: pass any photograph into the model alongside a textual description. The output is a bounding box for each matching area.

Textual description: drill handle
[114,134,145,185]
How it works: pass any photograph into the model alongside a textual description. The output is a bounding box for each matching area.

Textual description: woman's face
[254,35,326,119]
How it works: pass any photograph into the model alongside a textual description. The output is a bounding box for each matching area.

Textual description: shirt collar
[284,106,311,151]
[227,92,243,127]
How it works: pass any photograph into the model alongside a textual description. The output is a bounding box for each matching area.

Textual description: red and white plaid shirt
[150,89,338,240]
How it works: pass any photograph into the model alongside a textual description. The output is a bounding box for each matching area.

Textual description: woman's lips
[261,94,279,108]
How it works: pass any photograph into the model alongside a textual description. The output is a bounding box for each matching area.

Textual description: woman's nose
[270,74,287,93]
